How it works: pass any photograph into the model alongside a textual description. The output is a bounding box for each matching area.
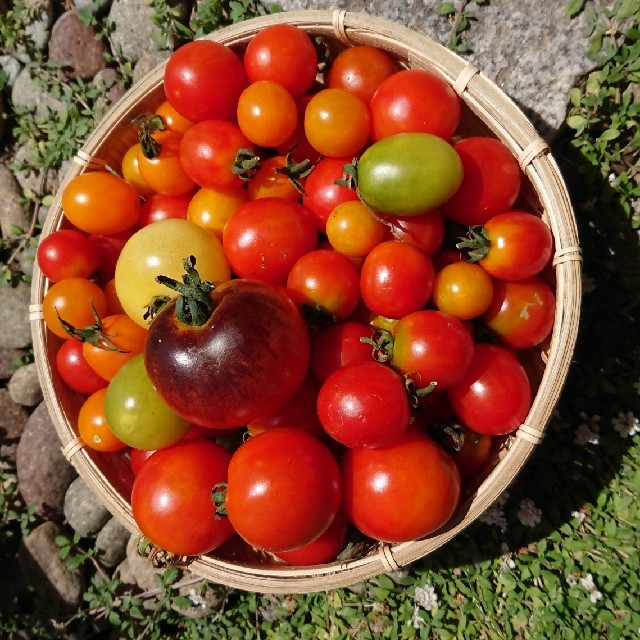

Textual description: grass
[1,1,639,638]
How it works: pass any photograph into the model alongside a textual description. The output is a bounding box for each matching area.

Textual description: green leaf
[566,0,586,18]
[567,115,588,130]
[437,2,456,15]
[599,128,621,141]
[617,0,639,21]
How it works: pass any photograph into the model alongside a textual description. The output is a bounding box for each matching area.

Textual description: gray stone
[0,164,30,240]
[16,401,77,519]
[12,144,52,196]
[108,0,166,64]
[8,362,43,407]
[74,0,112,16]
[14,0,54,63]
[0,347,26,380]
[11,64,67,121]
[0,280,32,349]
[0,55,22,89]
[18,520,85,612]
[94,68,126,108]
[64,476,112,538]
[0,387,29,462]
[132,50,172,85]
[19,243,37,278]
[95,517,131,567]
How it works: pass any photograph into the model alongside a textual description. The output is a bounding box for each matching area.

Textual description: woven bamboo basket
[30,9,582,594]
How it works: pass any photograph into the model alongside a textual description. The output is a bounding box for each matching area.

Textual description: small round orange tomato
[155,100,194,135]
[137,131,196,196]
[304,88,371,158]
[82,314,148,381]
[43,278,107,339]
[121,143,155,198]
[62,172,141,235]
[237,80,298,148]
[187,185,249,239]
[325,201,385,258]
[247,156,302,201]
[103,278,125,315]
[78,388,127,452]
[432,262,494,320]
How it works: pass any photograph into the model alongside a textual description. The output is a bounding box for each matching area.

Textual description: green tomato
[357,132,463,216]
[104,354,191,450]
[115,218,231,328]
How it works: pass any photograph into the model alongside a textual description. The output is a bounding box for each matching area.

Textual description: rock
[64,476,112,538]
[132,50,172,85]
[0,280,32,349]
[18,520,85,612]
[0,388,29,462]
[74,0,112,16]
[11,65,67,121]
[0,164,30,240]
[0,347,26,380]
[16,401,77,520]
[0,55,22,89]
[48,11,108,79]
[19,243,37,278]
[95,517,131,567]
[12,144,51,196]
[14,0,54,63]
[8,362,43,406]
[94,68,126,108]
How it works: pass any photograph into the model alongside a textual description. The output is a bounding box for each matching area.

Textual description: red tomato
[317,361,410,449]
[369,69,460,142]
[78,388,127,452]
[432,261,494,320]
[179,120,253,191]
[164,40,248,122]
[89,229,134,284]
[447,343,532,435]
[341,428,461,542]
[225,428,342,552]
[131,439,234,556]
[139,192,192,226]
[442,137,522,226]
[56,339,108,395]
[383,209,445,256]
[223,198,318,284]
[446,425,493,478]
[360,240,435,319]
[243,24,317,97]
[481,277,556,350]
[37,229,99,283]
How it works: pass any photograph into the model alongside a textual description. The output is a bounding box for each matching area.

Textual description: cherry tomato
[131,439,234,556]
[89,229,134,284]
[223,198,318,284]
[432,261,494,320]
[276,94,323,165]
[187,185,249,239]
[360,240,435,319]
[155,100,194,135]
[429,421,493,478]
[78,388,127,452]
[56,338,108,396]
[102,279,125,316]
[447,343,532,435]
[121,143,154,198]
[164,39,248,122]
[442,137,522,226]
[370,69,460,141]
[341,427,461,542]
[243,24,317,97]
[383,209,445,256]
[37,229,99,283]
[225,428,342,552]
[62,172,141,235]
[325,201,385,258]
[139,192,192,227]
[247,156,302,202]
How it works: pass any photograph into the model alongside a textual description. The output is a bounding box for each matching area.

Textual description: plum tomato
[56,339,108,396]
[139,192,192,227]
[78,388,127,452]
[131,439,234,556]
[341,427,461,543]
[432,261,494,320]
[325,200,385,259]
[447,343,532,435]
[224,428,342,552]
[317,361,410,449]
[37,229,99,283]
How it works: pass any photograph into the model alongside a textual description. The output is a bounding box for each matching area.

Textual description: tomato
[164,40,248,122]
[276,94,322,165]
[89,229,134,284]
[56,339,108,396]
[370,69,460,141]
[461,211,554,281]
[286,249,361,321]
[432,261,494,320]
[318,361,410,449]
[481,276,556,350]
[121,143,154,198]
[327,45,398,104]
[442,137,522,226]
[179,120,253,191]
[102,279,125,316]
[237,80,298,148]
[37,229,99,283]
[82,314,148,381]
[273,511,350,565]
[357,133,463,215]
[139,192,192,227]
[447,343,532,435]
[155,99,194,135]
[131,439,234,556]
[311,320,374,383]
[302,156,360,232]
[325,200,385,258]
[341,427,461,542]
[223,198,318,284]
[62,172,141,235]
[225,428,342,552]
[145,276,310,430]
[390,310,474,389]
[78,388,127,452]
[304,88,371,158]
[428,421,493,478]
[247,156,302,202]
[383,209,445,256]
[243,24,317,97]
[43,278,107,339]
[187,185,249,239]
[104,354,191,450]
[114,218,230,327]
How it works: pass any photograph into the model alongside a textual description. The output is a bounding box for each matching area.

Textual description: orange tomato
[247,156,303,201]
[121,143,155,198]
[78,388,127,452]
[155,100,194,135]
[187,185,249,239]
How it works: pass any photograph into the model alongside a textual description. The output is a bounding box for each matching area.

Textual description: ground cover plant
[1,1,639,638]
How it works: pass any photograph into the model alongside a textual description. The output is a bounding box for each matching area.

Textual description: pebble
[0,281,32,350]
[94,68,127,108]
[0,388,29,462]
[14,0,53,63]
[64,475,112,538]
[16,401,77,520]
[0,164,30,240]
[11,64,67,121]
[0,348,25,380]
[8,362,43,406]
[12,144,54,196]
[95,516,131,567]
[132,50,172,85]
[0,55,22,89]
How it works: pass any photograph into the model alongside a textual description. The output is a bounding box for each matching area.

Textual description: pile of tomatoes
[37,23,556,566]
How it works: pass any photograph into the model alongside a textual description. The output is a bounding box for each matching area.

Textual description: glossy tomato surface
[37,229,99,282]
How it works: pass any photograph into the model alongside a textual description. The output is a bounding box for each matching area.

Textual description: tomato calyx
[360,328,394,363]
[143,295,171,326]
[56,303,128,353]
[212,482,228,519]
[232,148,262,181]
[404,374,438,410]
[132,113,166,159]
[301,302,337,335]
[428,418,471,453]
[137,535,192,569]
[275,151,316,195]
[455,225,491,262]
